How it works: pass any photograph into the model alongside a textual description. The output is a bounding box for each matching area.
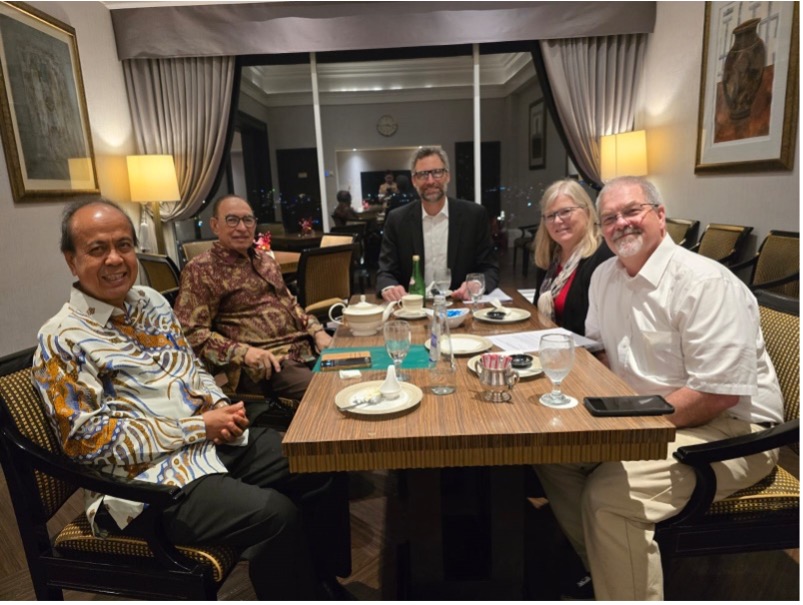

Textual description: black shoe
[320,578,356,601]
[560,574,594,600]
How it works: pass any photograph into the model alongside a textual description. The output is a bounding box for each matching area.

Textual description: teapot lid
[343,294,383,315]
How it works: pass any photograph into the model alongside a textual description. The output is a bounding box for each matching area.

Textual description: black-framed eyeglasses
[543,206,582,223]
[413,168,448,181]
[598,203,657,230]
[223,214,256,228]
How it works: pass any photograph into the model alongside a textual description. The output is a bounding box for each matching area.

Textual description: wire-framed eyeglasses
[223,214,257,228]
[598,203,657,230]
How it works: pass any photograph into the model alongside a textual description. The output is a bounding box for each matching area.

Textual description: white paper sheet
[517,288,536,301]
[487,327,601,352]
[478,288,513,303]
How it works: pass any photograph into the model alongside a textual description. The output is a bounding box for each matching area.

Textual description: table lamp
[127,155,181,255]
[599,130,648,182]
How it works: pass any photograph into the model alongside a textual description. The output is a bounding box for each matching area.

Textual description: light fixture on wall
[126,155,181,255]
[600,130,647,182]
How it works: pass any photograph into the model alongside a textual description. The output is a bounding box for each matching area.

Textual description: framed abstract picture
[695,1,798,173]
[0,2,98,202]
[528,98,546,170]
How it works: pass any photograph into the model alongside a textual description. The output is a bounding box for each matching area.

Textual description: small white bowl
[445,308,470,329]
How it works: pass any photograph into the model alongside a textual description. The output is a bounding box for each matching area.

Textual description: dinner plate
[424,334,493,356]
[335,380,423,416]
[467,352,543,379]
[473,307,532,323]
[394,308,429,320]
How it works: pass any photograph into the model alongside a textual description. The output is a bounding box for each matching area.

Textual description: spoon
[340,392,384,410]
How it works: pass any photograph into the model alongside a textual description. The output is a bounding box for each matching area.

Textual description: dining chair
[691,223,753,266]
[0,348,239,600]
[655,290,799,566]
[136,253,181,305]
[665,218,700,249]
[730,230,799,298]
[296,243,354,322]
[179,238,216,268]
[512,224,539,277]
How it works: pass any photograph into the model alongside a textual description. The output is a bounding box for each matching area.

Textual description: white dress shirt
[422,202,449,287]
[586,235,783,425]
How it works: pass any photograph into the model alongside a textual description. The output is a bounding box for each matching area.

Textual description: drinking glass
[433,267,452,297]
[539,334,575,407]
[466,272,486,312]
[384,320,412,381]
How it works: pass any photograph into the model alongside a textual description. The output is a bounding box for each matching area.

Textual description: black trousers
[114,428,349,600]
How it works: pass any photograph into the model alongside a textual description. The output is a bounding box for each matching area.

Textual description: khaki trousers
[535,415,778,600]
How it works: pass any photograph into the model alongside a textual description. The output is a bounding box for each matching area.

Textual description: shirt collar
[626,233,676,288]
[421,198,449,220]
[69,284,143,325]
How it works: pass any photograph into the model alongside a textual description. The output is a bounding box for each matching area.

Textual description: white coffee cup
[400,294,424,312]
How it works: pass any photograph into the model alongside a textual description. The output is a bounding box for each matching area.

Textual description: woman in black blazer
[532,179,613,336]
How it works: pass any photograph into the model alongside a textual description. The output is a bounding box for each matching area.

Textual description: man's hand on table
[244,346,282,380]
[203,401,249,445]
[381,285,406,302]
[451,281,472,301]
[314,329,332,352]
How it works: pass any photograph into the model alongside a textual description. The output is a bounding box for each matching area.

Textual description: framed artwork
[528,98,546,170]
[0,2,98,202]
[695,1,798,173]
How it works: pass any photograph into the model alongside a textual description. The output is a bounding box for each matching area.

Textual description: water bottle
[409,254,426,297]
[429,294,456,395]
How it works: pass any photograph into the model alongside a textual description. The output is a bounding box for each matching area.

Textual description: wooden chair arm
[750,271,800,293]
[666,419,799,526]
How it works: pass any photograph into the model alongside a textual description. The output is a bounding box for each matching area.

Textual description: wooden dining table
[272,250,300,275]
[282,290,675,598]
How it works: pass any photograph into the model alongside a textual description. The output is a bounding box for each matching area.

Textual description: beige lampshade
[126,155,181,202]
[600,130,648,182]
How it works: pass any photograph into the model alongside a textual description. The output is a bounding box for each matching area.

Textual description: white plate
[467,353,543,379]
[335,381,423,416]
[474,307,532,323]
[394,309,428,320]
[424,334,493,356]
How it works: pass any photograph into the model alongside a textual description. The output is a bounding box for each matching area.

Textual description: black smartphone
[584,395,674,417]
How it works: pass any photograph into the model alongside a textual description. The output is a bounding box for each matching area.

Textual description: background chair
[730,230,799,298]
[691,223,753,266]
[512,224,538,276]
[136,253,181,305]
[0,348,239,600]
[296,243,354,322]
[655,291,799,566]
[325,229,371,293]
[178,238,216,268]
[665,218,700,249]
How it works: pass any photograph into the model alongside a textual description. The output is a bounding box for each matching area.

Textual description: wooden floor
[0,251,798,600]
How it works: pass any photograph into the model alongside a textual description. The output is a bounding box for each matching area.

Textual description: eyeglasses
[543,206,582,223]
[413,168,448,181]
[598,203,657,230]
[223,214,256,228]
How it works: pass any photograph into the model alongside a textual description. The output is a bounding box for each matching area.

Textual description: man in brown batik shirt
[174,195,331,401]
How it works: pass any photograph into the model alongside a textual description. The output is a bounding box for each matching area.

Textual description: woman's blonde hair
[533,179,602,269]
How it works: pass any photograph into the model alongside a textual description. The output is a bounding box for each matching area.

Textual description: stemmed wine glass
[465,272,486,313]
[384,320,412,381]
[539,334,575,407]
[433,267,452,298]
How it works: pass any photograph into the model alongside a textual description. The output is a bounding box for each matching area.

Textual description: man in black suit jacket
[377,147,499,302]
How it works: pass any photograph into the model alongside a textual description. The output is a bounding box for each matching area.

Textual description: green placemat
[313,345,430,372]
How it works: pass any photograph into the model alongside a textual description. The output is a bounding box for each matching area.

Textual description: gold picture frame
[695,1,798,174]
[0,2,98,202]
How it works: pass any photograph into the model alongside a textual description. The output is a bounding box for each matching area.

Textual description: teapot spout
[382,300,398,322]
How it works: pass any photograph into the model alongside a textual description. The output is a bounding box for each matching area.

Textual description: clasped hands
[381,282,474,302]
[203,402,249,445]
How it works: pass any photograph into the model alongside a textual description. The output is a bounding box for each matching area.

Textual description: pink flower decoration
[254,232,272,252]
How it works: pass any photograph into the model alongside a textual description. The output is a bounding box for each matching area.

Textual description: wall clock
[377,114,398,137]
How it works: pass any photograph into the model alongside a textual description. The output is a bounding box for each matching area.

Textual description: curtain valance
[111,1,655,60]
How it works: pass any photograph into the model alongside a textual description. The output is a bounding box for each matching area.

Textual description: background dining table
[282,290,675,598]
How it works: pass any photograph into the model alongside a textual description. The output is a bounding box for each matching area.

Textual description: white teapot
[328,295,395,336]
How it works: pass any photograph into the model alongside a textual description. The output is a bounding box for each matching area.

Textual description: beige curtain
[539,34,648,186]
[122,56,235,221]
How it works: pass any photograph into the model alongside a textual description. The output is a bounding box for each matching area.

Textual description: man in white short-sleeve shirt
[536,176,783,600]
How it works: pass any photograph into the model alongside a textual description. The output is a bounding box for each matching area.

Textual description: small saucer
[394,309,428,320]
